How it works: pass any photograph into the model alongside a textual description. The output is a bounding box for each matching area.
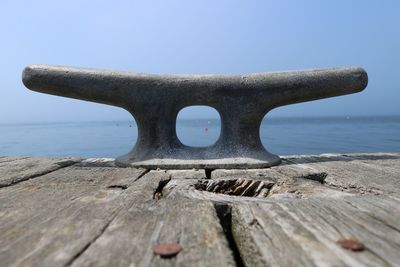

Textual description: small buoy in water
[204,127,208,133]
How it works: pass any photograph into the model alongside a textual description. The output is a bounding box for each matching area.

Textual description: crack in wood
[153,175,172,200]
[0,159,80,189]
[300,172,328,184]
[135,169,151,181]
[106,184,128,190]
[214,203,245,267]
[205,169,214,179]
[63,169,151,266]
[64,212,119,267]
[103,169,149,191]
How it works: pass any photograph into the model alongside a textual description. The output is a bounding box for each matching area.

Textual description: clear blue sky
[0,0,399,123]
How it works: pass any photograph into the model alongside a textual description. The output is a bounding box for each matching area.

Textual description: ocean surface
[1,116,399,158]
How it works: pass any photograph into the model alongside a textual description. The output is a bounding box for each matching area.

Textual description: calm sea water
[1,116,399,158]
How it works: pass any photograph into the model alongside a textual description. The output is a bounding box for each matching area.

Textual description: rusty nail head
[153,243,182,257]
[337,239,365,251]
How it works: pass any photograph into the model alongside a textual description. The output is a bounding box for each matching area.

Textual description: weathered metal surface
[22,65,368,169]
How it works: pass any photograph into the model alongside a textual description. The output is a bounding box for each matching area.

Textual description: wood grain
[0,157,81,188]
[0,164,146,267]
[0,153,399,267]
[69,170,235,267]
[232,196,400,267]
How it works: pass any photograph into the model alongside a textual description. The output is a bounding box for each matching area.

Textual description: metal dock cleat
[22,65,367,169]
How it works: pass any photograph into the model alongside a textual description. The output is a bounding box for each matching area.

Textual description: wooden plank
[232,196,400,267]
[341,196,400,232]
[212,168,286,180]
[205,166,352,201]
[0,157,81,188]
[282,153,400,195]
[342,153,400,177]
[77,158,117,167]
[193,154,400,266]
[166,169,206,180]
[1,153,399,267]
[69,170,235,267]
[0,165,146,267]
[0,156,30,164]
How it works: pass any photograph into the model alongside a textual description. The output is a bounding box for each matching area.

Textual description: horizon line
[1,114,400,126]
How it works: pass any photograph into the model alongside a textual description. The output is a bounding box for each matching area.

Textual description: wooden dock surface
[0,153,399,267]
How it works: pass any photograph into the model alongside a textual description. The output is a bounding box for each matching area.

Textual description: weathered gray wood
[281,153,400,195]
[70,170,235,267]
[0,167,234,267]
[0,156,30,164]
[177,164,352,203]
[166,153,400,266]
[0,165,146,267]
[166,169,206,180]
[77,158,117,167]
[0,153,399,267]
[0,157,81,188]
[232,196,400,267]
